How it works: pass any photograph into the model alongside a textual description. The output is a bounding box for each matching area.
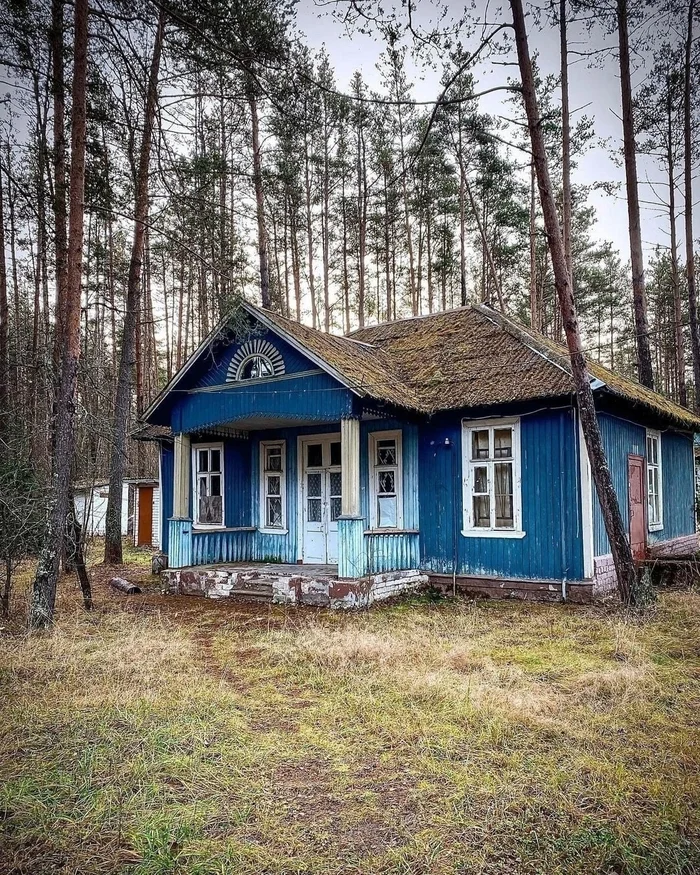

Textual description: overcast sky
[295,0,686,267]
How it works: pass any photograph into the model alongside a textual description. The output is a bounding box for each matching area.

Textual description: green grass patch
[1,581,699,874]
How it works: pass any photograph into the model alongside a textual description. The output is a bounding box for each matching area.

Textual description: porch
[161,561,427,609]
[164,415,424,604]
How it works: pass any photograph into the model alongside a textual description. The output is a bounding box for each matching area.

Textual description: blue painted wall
[160,442,174,554]
[418,408,585,581]
[592,413,696,555]
[170,370,354,433]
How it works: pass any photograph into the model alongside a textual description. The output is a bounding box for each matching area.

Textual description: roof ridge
[347,305,474,336]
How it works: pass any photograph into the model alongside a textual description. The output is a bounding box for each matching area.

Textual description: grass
[1,557,699,874]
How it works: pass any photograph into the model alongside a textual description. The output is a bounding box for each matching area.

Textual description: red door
[137,486,153,546]
[628,455,646,560]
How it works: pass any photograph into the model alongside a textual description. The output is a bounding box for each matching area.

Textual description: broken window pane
[241,355,274,380]
[471,429,489,460]
[378,495,397,527]
[267,475,280,496]
[199,495,222,525]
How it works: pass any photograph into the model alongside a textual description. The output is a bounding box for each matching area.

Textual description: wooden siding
[171,371,354,433]
[592,413,696,554]
[365,532,420,573]
[419,408,585,581]
[224,438,252,527]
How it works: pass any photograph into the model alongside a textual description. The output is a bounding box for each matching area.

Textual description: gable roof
[141,299,700,432]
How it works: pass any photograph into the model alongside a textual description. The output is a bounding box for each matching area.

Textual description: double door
[301,435,342,564]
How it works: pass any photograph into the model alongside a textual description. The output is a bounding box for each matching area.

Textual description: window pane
[267,496,283,527]
[330,441,341,466]
[376,438,397,466]
[330,497,342,522]
[267,475,280,496]
[494,463,513,529]
[198,450,208,473]
[493,428,513,459]
[329,471,342,497]
[210,474,221,497]
[307,443,323,467]
[210,449,221,472]
[378,470,395,494]
[471,429,489,460]
[307,497,322,523]
[241,355,274,380]
[473,466,488,494]
[198,477,207,498]
[378,495,397,527]
[266,446,282,471]
[473,494,490,527]
[307,471,322,497]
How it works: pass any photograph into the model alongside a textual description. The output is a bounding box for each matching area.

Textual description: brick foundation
[648,533,699,558]
[593,554,618,597]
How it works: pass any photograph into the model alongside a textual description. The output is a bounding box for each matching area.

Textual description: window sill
[648,523,664,533]
[258,527,289,536]
[364,528,418,535]
[461,529,526,540]
[192,525,256,533]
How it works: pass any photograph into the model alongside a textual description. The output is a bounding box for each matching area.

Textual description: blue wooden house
[136,301,699,606]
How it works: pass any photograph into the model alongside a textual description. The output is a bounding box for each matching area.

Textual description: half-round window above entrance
[226,339,285,382]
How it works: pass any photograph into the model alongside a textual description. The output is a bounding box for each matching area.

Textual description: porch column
[338,417,365,579]
[169,432,192,568]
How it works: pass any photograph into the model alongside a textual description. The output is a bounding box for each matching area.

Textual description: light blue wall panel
[366,532,420,573]
[171,371,354,433]
[419,408,585,581]
[160,443,174,554]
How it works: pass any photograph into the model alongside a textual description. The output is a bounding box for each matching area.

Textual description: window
[462,418,524,537]
[260,441,286,531]
[646,430,663,531]
[238,354,274,381]
[193,444,224,527]
[369,430,402,529]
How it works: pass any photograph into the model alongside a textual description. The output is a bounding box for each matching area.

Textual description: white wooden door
[301,436,341,564]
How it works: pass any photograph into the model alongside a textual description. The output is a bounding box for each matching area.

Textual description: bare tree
[104,7,165,565]
[511,0,639,604]
[617,0,654,389]
[29,0,89,629]
[684,0,700,408]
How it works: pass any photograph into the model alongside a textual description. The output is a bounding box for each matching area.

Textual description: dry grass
[1,564,699,875]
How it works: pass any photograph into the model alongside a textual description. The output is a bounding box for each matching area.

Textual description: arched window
[237,355,275,381]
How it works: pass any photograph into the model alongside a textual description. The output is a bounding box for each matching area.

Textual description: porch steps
[210,574,274,602]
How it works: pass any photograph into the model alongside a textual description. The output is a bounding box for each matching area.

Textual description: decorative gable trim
[227,338,285,382]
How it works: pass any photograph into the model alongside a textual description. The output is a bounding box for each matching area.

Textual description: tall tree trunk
[104,8,164,565]
[0,166,8,430]
[304,132,318,329]
[617,0,654,388]
[50,0,68,375]
[29,0,89,629]
[667,81,687,407]
[529,162,539,330]
[249,90,270,308]
[511,0,639,605]
[560,0,573,286]
[684,0,700,408]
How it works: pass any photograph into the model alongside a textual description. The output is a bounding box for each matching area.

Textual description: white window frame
[646,429,663,532]
[259,440,287,534]
[368,430,403,530]
[461,416,525,539]
[192,443,225,529]
[236,353,275,382]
